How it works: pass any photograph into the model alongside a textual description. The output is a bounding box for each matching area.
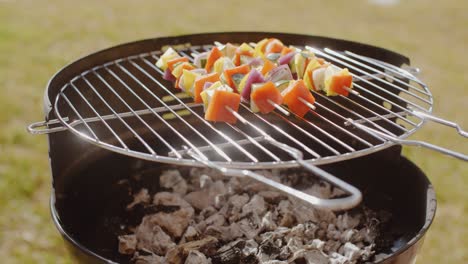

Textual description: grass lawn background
[0,0,466,263]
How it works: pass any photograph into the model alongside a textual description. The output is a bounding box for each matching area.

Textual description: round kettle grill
[27,32,466,263]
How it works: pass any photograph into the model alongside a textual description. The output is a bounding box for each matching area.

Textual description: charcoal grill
[27,32,465,263]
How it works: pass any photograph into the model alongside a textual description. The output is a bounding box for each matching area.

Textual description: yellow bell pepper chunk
[172,62,194,79]
[155,48,180,71]
[181,69,200,96]
[303,58,321,90]
[213,57,235,75]
[200,81,232,111]
[254,38,269,57]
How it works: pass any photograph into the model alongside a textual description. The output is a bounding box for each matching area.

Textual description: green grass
[0,0,467,263]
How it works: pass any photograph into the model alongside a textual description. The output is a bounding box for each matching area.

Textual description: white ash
[160,170,188,195]
[119,168,388,263]
[126,189,151,210]
[184,250,211,264]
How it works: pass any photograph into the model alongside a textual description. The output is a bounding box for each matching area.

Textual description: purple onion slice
[241,69,265,101]
[278,51,296,65]
[163,68,176,82]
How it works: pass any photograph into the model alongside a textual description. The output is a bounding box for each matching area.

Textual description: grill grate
[46,44,433,168]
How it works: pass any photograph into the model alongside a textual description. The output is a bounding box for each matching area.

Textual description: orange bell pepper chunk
[261,59,275,76]
[167,57,189,72]
[205,46,223,72]
[282,80,316,118]
[329,74,353,97]
[205,90,241,124]
[265,40,284,54]
[233,49,254,66]
[223,64,250,91]
[251,81,283,114]
[280,46,295,56]
[193,72,220,103]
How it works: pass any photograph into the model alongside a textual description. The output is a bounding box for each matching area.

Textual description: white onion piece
[248,57,264,68]
[312,67,327,91]
[266,53,281,61]
[322,65,340,91]
[249,84,263,112]
[191,69,207,75]
[266,64,293,83]
[240,55,256,66]
[274,80,291,92]
[193,51,209,68]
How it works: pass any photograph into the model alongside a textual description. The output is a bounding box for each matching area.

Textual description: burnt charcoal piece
[166,236,219,264]
[117,168,396,263]
[134,217,175,255]
[118,234,137,255]
[212,240,258,264]
[133,253,165,264]
[159,170,188,195]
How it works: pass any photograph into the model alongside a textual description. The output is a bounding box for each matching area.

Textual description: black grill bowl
[50,145,435,264]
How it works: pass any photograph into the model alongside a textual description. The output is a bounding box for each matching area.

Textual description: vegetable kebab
[156,38,354,124]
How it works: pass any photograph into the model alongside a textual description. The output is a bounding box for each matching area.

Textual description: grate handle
[27,104,200,135]
[350,120,468,161]
[186,142,362,211]
[27,119,70,135]
[410,109,468,138]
